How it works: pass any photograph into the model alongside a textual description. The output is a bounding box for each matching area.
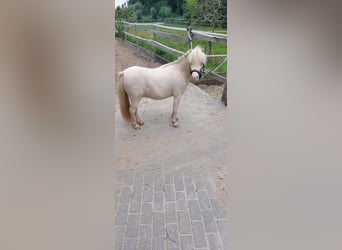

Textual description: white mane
[188,46,207,65]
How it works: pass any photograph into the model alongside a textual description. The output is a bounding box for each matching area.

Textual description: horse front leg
[171,95,181,127]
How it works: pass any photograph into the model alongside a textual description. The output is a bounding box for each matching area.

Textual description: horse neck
[174,55,190,76]
[160,53,191,79]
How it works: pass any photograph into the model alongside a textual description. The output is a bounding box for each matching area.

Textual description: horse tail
[117,71,131,122]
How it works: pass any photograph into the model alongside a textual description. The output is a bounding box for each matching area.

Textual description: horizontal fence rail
[116,21,227,83]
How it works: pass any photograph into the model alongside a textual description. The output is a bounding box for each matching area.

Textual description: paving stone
[138,238,151,250]
[176,192,187,210]
[164,184,175,201]
[114,226,125,250]
[216,220,228,246]
[166,223,180,249]
[197,190,211,209]
[184,176,196,199]
[174,175,185,191]
[210,199,225,219]
[177,211,191,234]
[141,202,152,224]
[124,171,134,185]
[130,194,141,213]
[166,202,177,223]
[164,173,173,184]
[207,233,224,250]
[194,177,206,191]
[143,184,153,202]
[188,200,201,220]
[201,210,217,233]
[183,168,192,177]
[206,183,216,198]
[180,235,194,250]
[191,221,207,248]
[154,192,164,211]
[153,212,165,235]
[115,204,128,225]
[133,176,144,195]
[139,223,152,238]
[126,213,140,237]
[144,171,153,185]
[154,170,163,192]
[123,238,137,249]
[138,224,152,250]
[119,186,131,204]
[153,235,166,250]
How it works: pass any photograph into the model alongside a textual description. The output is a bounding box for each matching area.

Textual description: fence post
[123,22,127,43]
[187,27,193,50]
[208,41,213,55]
[133,24,138,51]
[221,79,227,106]
[152,25,157,62]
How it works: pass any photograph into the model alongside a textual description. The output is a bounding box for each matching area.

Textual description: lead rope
[200,57,227,80]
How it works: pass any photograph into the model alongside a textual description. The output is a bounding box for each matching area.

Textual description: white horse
[117,46,207,129]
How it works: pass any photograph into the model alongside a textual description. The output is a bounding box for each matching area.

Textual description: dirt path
[115,40,224,100]
[115,40,160,76]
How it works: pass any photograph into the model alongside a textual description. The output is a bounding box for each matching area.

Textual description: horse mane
[158,46,206,70]
[159,50,191,68]
[159,46,207,68]
[188,45,207,65]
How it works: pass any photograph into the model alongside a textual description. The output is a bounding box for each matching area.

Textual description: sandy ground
[115,40,224,100]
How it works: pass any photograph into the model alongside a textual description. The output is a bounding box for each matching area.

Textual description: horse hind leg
[135,109,144,126]
[129,97,142,129]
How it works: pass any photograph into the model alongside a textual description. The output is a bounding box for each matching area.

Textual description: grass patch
[121,22,227,73]
[162,22,227,34]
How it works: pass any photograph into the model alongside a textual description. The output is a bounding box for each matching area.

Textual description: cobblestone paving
[114,160,227,250]
[114,50,228,249]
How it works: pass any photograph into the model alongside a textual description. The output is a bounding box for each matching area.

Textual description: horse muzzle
[190,69,202,82]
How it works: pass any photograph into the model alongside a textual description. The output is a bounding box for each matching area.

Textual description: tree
[184,0,199,24]
[127,1,143,21]
[159,6,172,20]
[199,0,225,32]
[150,7,157,20]
[136,9,143,20]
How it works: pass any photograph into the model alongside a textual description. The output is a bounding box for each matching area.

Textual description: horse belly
[143,79,173,99]
[144,69,187,99]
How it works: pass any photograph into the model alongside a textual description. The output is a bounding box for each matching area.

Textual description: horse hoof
[137,120,144,125]
[133,124,141,130]
[172,122,178,127]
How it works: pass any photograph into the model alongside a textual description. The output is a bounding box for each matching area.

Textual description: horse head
[188,46,207,82]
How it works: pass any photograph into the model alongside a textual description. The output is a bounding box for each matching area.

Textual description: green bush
[150,7,157,20]
[136,9,143,20]
[159,6,172,20]
[115,22,124,39]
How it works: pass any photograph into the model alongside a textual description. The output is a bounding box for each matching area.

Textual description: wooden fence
[116,21,227,83]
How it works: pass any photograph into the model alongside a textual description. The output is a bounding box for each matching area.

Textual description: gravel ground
[115,40,224,100]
